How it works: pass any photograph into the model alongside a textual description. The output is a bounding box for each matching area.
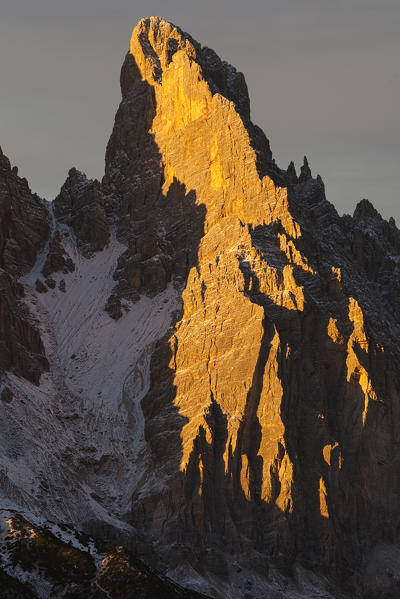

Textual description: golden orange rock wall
[104,17,400,584]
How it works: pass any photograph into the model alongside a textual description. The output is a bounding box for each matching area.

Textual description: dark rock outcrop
[0,269,48,384]
[42,230,75,278]
[0,147,50,277]
[54,168,109,256]
[298,155,312,183]
[0,149,49,384]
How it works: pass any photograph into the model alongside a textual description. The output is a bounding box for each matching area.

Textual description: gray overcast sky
[1,0,399,220]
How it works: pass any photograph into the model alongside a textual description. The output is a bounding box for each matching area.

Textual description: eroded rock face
[54,168,109,256]
[100,17,400,595]
[0,147,50,277]
[0,268,48,384]
[102,17,281,318]
[0,149,49,383]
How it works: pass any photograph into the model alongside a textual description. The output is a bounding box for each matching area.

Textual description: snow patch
[32,236,178,409]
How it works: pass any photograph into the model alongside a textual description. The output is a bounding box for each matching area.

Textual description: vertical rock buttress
[102,17,400,589]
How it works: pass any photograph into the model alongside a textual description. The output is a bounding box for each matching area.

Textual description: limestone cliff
[104,17,400,597]
[1,16,400,599]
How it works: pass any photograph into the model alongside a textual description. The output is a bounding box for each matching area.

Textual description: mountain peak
[126,16,252,122]
[129,16,197,84]
[1,16,400,599]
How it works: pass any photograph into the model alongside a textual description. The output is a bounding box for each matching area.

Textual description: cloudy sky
[1,0,399,220]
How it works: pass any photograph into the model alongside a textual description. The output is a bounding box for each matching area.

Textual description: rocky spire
[286,160,298,184]
[298,154,312,182]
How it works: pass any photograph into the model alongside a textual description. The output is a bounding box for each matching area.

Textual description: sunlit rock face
[1,15,400,599]
[103,16,400,594]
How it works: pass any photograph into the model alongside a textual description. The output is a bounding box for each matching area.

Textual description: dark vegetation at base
[0,569,35,598]
[0,515,210,599]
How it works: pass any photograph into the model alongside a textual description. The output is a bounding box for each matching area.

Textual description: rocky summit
[0,16,400,599]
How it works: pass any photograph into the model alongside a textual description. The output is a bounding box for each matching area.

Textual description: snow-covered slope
[0,231,179,540]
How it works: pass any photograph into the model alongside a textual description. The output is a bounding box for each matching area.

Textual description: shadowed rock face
[0,148,49,383]
[0,148,50,278]
[54,168,109,256]
[1,15,400,599]
[42,230,75,279]
[0,269,48,384]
